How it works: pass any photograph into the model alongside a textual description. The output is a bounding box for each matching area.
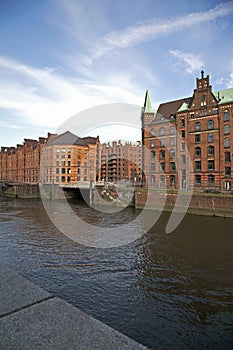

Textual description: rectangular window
[181,142,185,151]
[56,168,59,174]
[195,161,201,171]
[225,167,231,177]
[224,138,230,148]
[224,111,229,121]
[208,175,214,185]
[181,130,185,139]
[160,139,165,147]
[225,152,231,162]
[195,134,200,143]
[170,175,175,185]
[170,137,175,146]
[151,151,156,159]
[150,140,155,148]
[208,133,214,143]
[170,162,176,171]
[182,155,186,164]
[151,175,155,184]
[151,163,155,172]
[160,163,165,171]
[56,176,59,182]
[195,175,201,185]
[208,160,215,171]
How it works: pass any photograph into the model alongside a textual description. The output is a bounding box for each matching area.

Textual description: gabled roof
[47,131,87,146]
[82,136,99,145]
[156,97,192,120]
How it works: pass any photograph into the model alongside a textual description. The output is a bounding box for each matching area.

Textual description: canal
[0,197,232,349]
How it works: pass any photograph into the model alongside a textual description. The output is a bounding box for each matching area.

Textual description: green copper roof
[213,87,233,104]
[177,102,189,112]
[144,90,156,113]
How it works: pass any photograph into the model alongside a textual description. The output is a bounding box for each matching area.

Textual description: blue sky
[0,0,233,146]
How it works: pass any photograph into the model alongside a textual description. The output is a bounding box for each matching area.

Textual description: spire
[201,68,204,79]
[144,90,152,111]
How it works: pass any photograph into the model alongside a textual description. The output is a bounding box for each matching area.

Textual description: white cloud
[98,2,233,55]
[169,49,204,75]
[0,56,143,132]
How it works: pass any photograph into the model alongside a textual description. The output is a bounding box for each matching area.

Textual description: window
[68,160,71,166]
[225,152,231,162]
[224,138,230,148]
[208,120,214,129]
[67,168,71,174]
[170,126,175,134]
[56,168,59,174]
[182,155,186,164]
[201,95,206,106]
[208,160,215,171]
[56,161,59,166]
[170,175,175,185]
[224,181,231,191]
[181,142,185,151]
[208,133,214,143]
[160,139,165,147]
[208,174,214,185]
[224,111,229,121]
[195,175,201,186]
[160,149,165,160]
[61,168,65,174]
[77,176,81,181]
[170,162,176,171]
[181,130,185,138]
[170,137,175,146]
[61,176,65,182]
[225,167,231,177]
[224,124,230,135]
[181,119,185,127]
[62,160,65,166]
[195,134,200,143]
[151,175,155,184]
[150,129,155,136]
[160,175,165,184]
[151,163,155,172]
[150,140,155,148]
[151,151,156,159]
[56,176,59,182]
[67,176,71,182]
[160,163,165,171]
[195,161,201,171]
[160,127,165,136]
[190,113,194,118]
[208,146,214,157]
[195,122,201,131]
[170,149,175,159]
[213,108,218,115]
[195,147,201,157]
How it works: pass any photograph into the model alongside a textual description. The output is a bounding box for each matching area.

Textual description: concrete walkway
[0,264,148,350]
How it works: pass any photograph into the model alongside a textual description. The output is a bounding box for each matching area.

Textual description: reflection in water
[0,197,232,349]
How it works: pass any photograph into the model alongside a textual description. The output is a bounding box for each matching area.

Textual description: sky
[0,0,233,146]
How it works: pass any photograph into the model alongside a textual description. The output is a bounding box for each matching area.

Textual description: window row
[150,126,176,137]
[151,162,176,172]
[195,121,230,134]
[150,174,176,185]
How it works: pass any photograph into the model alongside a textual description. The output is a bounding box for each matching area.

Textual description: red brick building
[141,71,233,192]
[100,140,142,183]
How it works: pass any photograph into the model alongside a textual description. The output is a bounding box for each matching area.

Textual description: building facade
[100,140,142,183]
[0,132,101,185]
[141,71,233,192]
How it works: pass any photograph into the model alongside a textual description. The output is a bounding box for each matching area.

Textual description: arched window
[170,149,176,159]
[208,146,214,157]
[195,122,201,131]
[170,126,175,134]
[160,127,165,136]
[150,129,155,136]
[224,124,230,135]
[195,147,201,157]
[208,120,214,129]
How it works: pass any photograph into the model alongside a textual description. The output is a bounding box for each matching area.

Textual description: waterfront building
[40,131,100,184]
[100,140,142,183]
[141,71,233,192]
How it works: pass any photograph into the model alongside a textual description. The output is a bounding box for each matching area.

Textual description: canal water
[0,197,232,349]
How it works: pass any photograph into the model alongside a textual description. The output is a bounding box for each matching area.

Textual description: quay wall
[135,190,233,218]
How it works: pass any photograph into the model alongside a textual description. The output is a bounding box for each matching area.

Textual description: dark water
[0,197,232,349]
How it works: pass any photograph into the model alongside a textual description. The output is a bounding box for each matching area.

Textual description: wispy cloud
[95,2,233,57]
[169,49,204,75]
[0,56,143,131]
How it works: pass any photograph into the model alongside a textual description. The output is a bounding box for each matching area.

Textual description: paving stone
[0,297,148,350]
[0,264,51,316]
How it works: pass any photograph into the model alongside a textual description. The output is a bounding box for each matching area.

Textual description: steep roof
[156,97,192,119]
[144,90,157,113]
[47,131,87,146]
[82,136,99,144]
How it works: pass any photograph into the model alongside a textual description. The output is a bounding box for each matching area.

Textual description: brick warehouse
[141,71,233,192]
